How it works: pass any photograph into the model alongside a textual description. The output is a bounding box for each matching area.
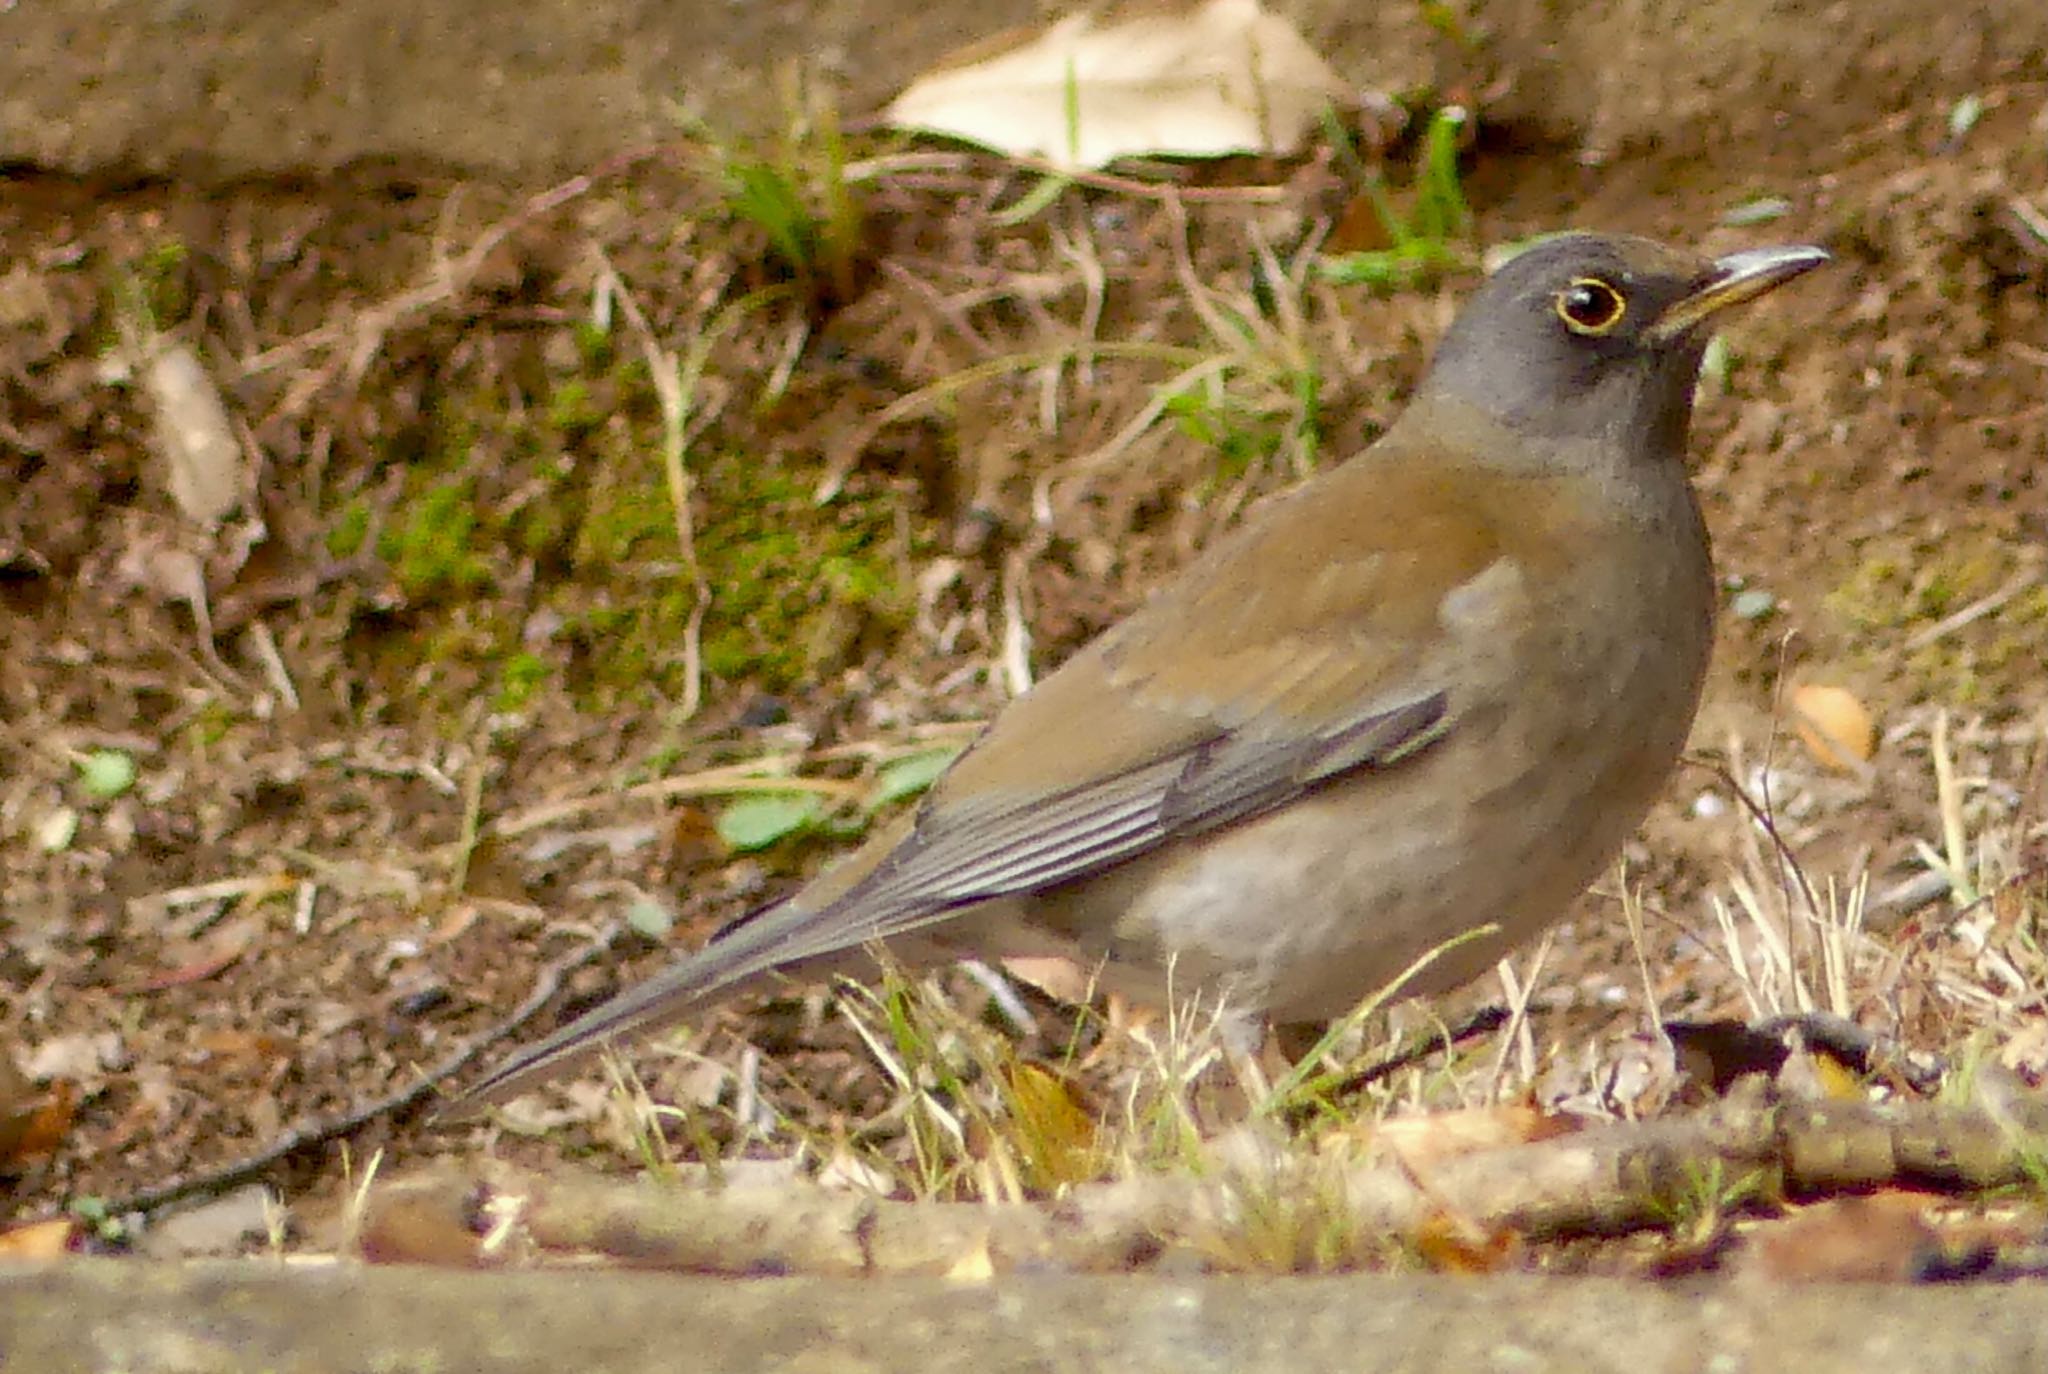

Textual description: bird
[454,232,1827,1110]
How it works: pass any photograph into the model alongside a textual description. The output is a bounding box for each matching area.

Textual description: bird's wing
[734,454,1557,966]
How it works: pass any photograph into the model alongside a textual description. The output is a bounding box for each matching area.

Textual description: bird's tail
[438,932,748,1117]
[440,823,910,1116]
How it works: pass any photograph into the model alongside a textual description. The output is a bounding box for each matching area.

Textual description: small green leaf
[871,748,963,809]
[1316,240,1463,292]
[76,750,136,800]
[717,792,827,852]
[1721,195,1791,227]
[1947,93,1983,144]
[1414,105,1472,242]
[625,897,675,940]
[1731,588,1778,621]
[994,172,1073,226]
[1700,335,1733,389]
[68,1195,129,1243]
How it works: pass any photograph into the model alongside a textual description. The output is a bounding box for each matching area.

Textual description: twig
[449,746,489,895]
[490,765,869,838]
[486,728,985,839]
[596,254,732,725]
[1485,929,1553,1099]
[1695,757,1825,926]
[1932,710,1980,906]
[240,149,668,389]
[77,921,628,1221]
[813,339,1205,503]
[491,1092,2048,1274]
[997,551,1034,697]
[1902,569,2043,652]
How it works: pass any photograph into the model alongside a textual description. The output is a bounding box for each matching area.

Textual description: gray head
[1417,233,1828,460]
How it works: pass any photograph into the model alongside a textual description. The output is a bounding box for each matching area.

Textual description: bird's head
[1417,233,1828,461]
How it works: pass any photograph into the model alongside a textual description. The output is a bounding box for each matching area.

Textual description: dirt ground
[1,70,2044,1270]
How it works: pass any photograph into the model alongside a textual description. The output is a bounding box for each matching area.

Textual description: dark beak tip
[1711,243,1832,286]
[1652,243,1830,341]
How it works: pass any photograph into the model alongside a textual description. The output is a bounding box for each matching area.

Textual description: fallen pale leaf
[886,0,1352,172]
[1367,1103,1574,1167]
[141,342,244,528]
[1000,955,1093,1005]
[943,1236,996,1283]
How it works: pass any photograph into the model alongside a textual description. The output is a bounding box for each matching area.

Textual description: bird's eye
[1554,277,1627,335]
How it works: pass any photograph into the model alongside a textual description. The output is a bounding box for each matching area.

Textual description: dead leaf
[0,1070,77,1170]
[1368,1103,1575,1168]
[357,1179,485,1267]
[1000,955,1093,1005]
[1775,1044,1867,1102]
[885,0,1351,172]
[141,1184,279,1258]
[1790,683,1877,771]
[1002,1059,1100,1187]
[141,342,244,528]
[943,1235,996,1282]
[1407,1211,1518,1274]
[1743,1194,1949,1283]
[1667,1018,1793,1093]
[125,918,260,992]
[0,1219,76,1260]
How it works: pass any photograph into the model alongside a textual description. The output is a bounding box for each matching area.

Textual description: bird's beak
[1647,244,1830,343]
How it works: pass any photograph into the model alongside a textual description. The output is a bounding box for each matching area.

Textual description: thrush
[456,232,1827,1109]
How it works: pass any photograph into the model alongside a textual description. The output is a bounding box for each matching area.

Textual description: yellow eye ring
[1555,277,1627,335]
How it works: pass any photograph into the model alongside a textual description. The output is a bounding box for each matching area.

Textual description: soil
[1,72,2044,1270]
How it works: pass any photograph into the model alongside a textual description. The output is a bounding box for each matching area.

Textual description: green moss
[1823,534,2043,706]
[135,236,193,327]
[327,498,372,558]
[572,320,614,369]
[381,480,491,601]
[512,491,575,561]
[1971,584,2048,677]
[691,458,908,691]
[495,652,551,711]
[184,700,237,750]
[1821,553,1910,633]
[546,377,604,436]
[574,474,676,568]
[543,447,912,704]
[318,295,921,721]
